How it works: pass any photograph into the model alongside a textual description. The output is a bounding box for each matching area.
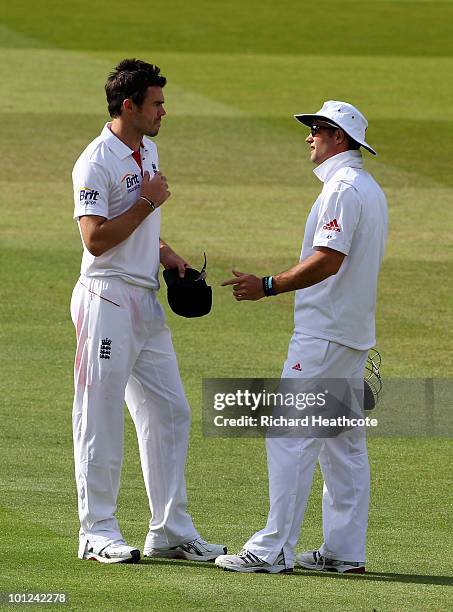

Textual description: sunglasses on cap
[310,122,340,136]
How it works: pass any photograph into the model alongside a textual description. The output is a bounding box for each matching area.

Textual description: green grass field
[1,1,452,610]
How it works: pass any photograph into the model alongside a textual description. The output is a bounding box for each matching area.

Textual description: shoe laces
[186,537,206,547]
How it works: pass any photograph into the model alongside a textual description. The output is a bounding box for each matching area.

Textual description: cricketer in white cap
[218,101,388,573]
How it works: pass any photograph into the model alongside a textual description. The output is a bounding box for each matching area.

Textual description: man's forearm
[273,249,345,294]
[221,249,345,301]
[80,169,170,257]
[80,198,153,256]
[159,238,172,261]
[159,238,189,275]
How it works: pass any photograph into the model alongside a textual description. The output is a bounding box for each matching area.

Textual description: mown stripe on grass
[3,48,453,122]
[3,112,452,189]
[2,1,453,58]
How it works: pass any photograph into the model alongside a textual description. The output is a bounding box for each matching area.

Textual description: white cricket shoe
[296,550,365,574]
[144,536,226,561]
[215,549,292,574]
[79,540,141,564]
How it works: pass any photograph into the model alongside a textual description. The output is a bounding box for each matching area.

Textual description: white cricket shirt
[294,150,388,350]
[72,123,161,289]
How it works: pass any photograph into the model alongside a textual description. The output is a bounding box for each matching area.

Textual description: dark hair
[344,133,361,151]
[105,59,167,118]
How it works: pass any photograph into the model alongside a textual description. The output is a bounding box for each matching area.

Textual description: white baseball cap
[294,100,377,155]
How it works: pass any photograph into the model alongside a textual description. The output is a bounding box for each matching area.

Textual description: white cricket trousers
[70,276,199,554]
[245,333,369,568]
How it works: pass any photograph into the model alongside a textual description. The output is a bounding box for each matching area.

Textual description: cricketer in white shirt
[70,60,227,566]
[71,119,227,562]
[72,123,161,288]
[294,149,388,349]
[218,102,388,574]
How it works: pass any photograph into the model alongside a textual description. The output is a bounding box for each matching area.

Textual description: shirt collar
[313,150,363,184]
[100,123,149,159]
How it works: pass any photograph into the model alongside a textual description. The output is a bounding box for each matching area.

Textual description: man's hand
[160,243,189,278]
[141,170,170,207]
[221,270,265,301]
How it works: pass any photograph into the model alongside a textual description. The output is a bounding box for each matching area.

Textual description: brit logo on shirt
[79,186,100,207]
[121,173,141,193]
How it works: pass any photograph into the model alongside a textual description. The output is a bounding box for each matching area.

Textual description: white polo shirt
[294,150,388,350]
[72,123,161,289]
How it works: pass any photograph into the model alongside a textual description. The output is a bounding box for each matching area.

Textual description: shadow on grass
[295,569,453,586]
[141,559,453,585]
[140,557,218,570]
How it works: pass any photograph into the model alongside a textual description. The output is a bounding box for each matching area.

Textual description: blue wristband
[262,276,277,296]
